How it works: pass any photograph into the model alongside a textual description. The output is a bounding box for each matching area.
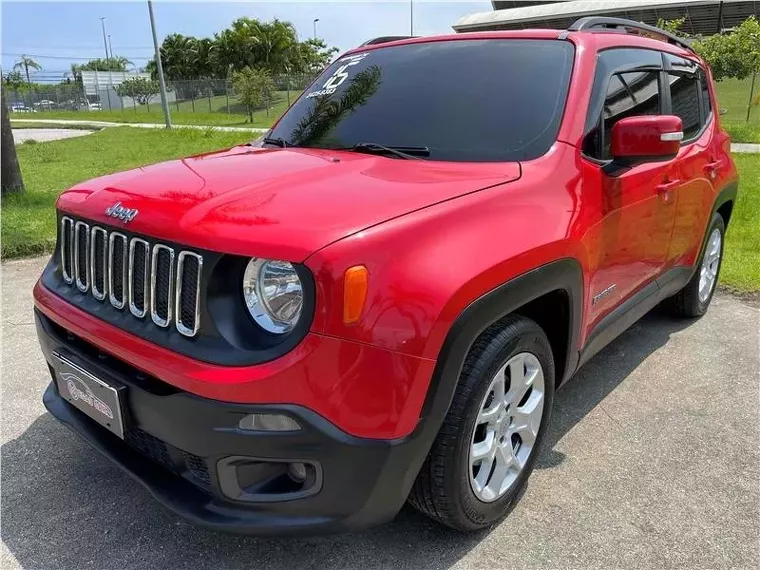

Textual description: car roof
[344,29,701,63]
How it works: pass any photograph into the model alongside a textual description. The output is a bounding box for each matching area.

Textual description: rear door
[663,55,719,267]
[579,49,678,330]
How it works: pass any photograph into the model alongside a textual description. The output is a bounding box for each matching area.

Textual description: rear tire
[668,213,725,318]
[409,315,554,531]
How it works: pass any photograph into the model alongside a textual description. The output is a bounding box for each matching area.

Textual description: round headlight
[243,258,304,334]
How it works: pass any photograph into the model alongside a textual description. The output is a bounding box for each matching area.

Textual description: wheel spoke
[471,430,495,463]
[494,442,514,470]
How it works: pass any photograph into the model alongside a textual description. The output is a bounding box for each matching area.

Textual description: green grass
[721,154,760,292]
[12,90,302,129]
[723,122,760,144]
[714,77,760,143]
[1,127,252,258]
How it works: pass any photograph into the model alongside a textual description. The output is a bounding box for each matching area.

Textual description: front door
[579,58,677,334]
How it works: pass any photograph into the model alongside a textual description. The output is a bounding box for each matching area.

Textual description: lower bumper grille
[124,427,211,492]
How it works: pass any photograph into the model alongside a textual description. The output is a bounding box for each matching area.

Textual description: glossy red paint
[610,115,683,160]
[35,30,738,440]
[34,281,435,439]
[56,147,520,262]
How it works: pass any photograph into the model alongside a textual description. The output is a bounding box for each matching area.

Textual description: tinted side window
[584,71,661,160]
[668,73,701,140]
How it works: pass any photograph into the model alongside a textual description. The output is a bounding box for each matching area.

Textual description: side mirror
[605,115,683,176]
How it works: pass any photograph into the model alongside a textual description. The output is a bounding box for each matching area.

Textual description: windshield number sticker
[306,53,368,98]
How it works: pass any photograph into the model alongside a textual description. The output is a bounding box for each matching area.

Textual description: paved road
[12,128,94,144]
[2,256,758,570]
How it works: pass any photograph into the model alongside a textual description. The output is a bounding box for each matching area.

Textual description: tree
[116,77,160,105]
[1,87,24,195]
[692,16,760,82]
[146,17,339,82]
[656,16,687,36]
[232,67,274,121]
[13,55,41,84]
[3,70,25,91]
[295,39,340,74]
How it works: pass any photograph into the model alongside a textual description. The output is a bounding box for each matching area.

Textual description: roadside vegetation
[721,154,760,292]
[1,127,252,258]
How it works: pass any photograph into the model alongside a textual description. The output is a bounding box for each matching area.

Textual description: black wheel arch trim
[414,258,583,448]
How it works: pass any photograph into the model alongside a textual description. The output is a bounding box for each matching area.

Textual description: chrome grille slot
[60,217,74,284]
[108,233,127,309]
[74,221,90,292]
[90,227,108,300]
[176,252,202,337]
[150,244,174,327]
[129,238,150,318]
[57,216,203,337]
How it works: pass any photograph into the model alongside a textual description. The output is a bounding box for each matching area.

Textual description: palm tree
[13,55,41,85]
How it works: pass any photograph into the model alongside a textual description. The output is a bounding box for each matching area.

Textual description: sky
[0,0,491,80]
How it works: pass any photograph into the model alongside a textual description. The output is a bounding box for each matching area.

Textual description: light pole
[108,34,113,60]
[313,18,319,40]
[148,0,172,128]
[410,0,413,36]
[99,17,109,62]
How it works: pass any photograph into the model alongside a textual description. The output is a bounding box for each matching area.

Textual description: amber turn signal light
[343,265,368,324]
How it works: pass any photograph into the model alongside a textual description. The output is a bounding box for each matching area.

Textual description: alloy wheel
[698,228,722,303]
[469,352,545,502]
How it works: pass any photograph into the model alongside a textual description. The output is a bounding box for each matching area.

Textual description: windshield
[268,39,575,162]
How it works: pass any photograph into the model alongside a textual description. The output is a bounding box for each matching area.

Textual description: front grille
[59,217,202,337]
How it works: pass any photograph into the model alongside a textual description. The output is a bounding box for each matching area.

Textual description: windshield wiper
[261,136,291,148]
[350,142,430,160]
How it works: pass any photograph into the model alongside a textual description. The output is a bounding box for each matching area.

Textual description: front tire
[409,315,555,531]
[669,213,725,318]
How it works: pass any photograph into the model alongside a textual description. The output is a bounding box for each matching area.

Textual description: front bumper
[37,310,429,535]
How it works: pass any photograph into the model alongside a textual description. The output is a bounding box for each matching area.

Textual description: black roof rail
[359,36,416,47]
[568,16,694,53]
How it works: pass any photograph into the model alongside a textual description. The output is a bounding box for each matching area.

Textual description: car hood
[58,146,521,261]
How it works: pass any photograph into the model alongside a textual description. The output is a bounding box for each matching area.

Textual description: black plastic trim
[36,309,431,535]
[419,259,584,442]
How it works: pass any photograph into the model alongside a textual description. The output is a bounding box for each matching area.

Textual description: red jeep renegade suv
[35,18,738,534]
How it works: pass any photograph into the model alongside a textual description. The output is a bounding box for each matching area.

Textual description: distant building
[454,0,760,34]
[79,71,152,97]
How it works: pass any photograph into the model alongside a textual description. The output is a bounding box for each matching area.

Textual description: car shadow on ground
[1,307,694,570]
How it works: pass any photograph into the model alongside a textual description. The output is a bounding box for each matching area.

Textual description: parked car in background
[34,99,56,110]
[10,102,32,113]
[35,18,738,535]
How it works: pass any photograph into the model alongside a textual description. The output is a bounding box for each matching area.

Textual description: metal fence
[5,74,318,118]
